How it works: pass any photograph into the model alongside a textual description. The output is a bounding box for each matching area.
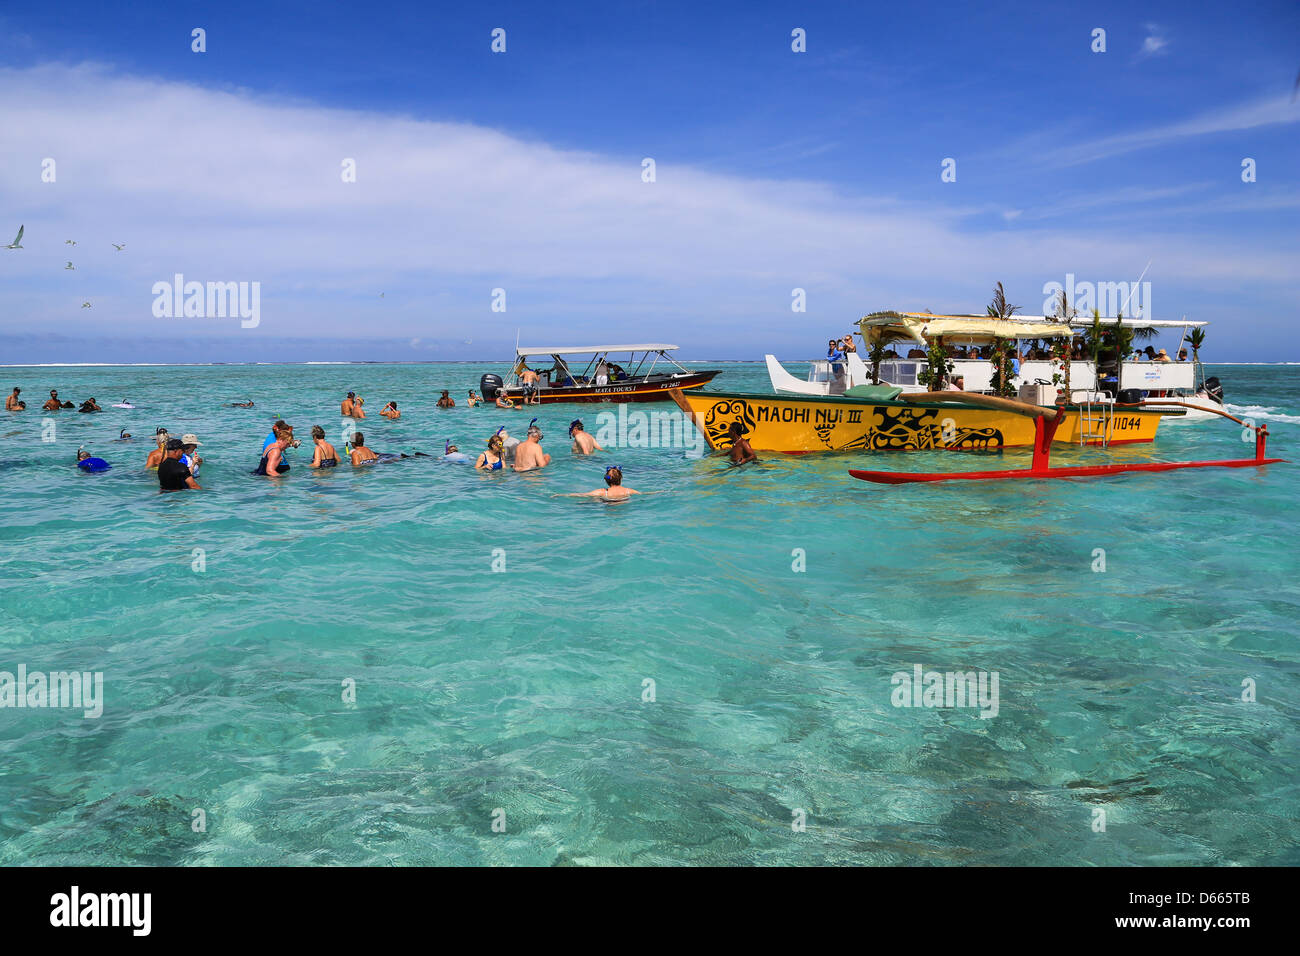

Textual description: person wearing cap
[569,419,603,455]
[159,438,201,491]
[1155,348,1171,363]
[180,434,203,477]
[556,465,640,502]
[436,390,455,408]
[145,429,170,469]
[494,390,516,409]
[341,391,356,416]
[6,387,24,411]
[513,422,551,472]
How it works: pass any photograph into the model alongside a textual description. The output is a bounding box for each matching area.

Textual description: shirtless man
[43,389,63,411]
[349,431,379,466]
[5,387,23,411]
[519,364,541,405]
[352,396,366,418]
[78,397,102,412]
[727,422,758,465]
[436,390,455,408]
[568,419,603,455]
[341,391,356,416]
[513,423,551,471]
[380,401,400,419]
[557,465,640,502]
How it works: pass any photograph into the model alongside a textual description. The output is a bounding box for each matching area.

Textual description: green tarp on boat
[844,384,904,400]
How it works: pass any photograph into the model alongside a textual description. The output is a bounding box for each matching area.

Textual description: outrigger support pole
[850,406,1284,485]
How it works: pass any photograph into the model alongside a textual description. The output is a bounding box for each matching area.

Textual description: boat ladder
[1078,398,1113,447]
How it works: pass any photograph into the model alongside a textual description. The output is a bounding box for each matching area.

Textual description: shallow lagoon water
[0,362,1296,865]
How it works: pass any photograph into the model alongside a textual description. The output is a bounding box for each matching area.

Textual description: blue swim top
[78,457,111,472]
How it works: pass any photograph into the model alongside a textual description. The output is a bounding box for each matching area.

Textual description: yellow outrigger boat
[669,388,1167,454]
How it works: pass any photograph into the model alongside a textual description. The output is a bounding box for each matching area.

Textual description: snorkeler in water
[555,465,640,502]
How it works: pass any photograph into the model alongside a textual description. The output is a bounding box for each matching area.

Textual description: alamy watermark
[593,406,706,457]
[0,664,103,718]
[152,274,260,328]
[891,664,999,719]
[1042,273,1151,319]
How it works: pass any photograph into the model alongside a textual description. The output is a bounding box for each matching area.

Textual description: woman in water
[310,425,339,467]
[348,431,379,466]
[475,433,505,471]
[466,390,480,407]
[145,430,169,469]
[380,401,400,419]
[556,465,640,502]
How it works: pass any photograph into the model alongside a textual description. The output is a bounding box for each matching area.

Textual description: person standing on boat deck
[827,339,845,381]
[595,360,609,386]
[726,422,758,465]
[1177,348,1188,362]
[519,364,541,405]
[569,419,604,455]
[513,423,551,471]
[841,334,857,354]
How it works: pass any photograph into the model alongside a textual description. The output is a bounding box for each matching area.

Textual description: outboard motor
[480,373,503,401]
[1200,375,1224,405]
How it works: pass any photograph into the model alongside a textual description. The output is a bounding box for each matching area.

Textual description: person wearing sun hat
[180,434,203,477]
[1155,348,1172,363]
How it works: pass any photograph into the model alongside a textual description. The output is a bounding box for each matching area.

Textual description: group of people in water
[14,381,765,500]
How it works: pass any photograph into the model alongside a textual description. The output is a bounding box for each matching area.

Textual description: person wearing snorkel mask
[556,465,639,502]
[568,419,603,455]
[513,421,551,472]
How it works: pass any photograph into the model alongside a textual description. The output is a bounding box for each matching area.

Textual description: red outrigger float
[849,401,1285,485]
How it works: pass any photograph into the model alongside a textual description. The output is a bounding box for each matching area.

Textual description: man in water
[310,425,340,467]
[513,423,552,471]
[229,399,255,408]
[349,431,379,466]
[145,429,170,469]
[341,391,356,416]
[436,390,455,408]
[159,438,201,490]
[557,465,640,502]
[255,433,291,477]
[569,419,603,455]
[42,389,63,411]
[727,421,758,465]
[78,397,102,413]
[5,387,23,411]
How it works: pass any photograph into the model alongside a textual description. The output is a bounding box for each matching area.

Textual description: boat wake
[1226,404,1300,424]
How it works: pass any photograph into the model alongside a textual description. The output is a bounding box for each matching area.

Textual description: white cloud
[0,63,1297,354]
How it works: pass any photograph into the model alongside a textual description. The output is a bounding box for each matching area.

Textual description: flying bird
[65,261,75,270]
[112,243,125,251]
[4,225,22,250]
[81,301,91,308]
[379,292,385,298]
[65,239,76,246]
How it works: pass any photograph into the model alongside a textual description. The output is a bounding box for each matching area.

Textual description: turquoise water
[1,362,1297,866]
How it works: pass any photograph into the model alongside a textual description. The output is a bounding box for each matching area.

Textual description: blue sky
[2,0,1297,362]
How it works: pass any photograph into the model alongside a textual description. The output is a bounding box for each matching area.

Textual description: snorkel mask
[568,419,582,437]
[604,464,622,484]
